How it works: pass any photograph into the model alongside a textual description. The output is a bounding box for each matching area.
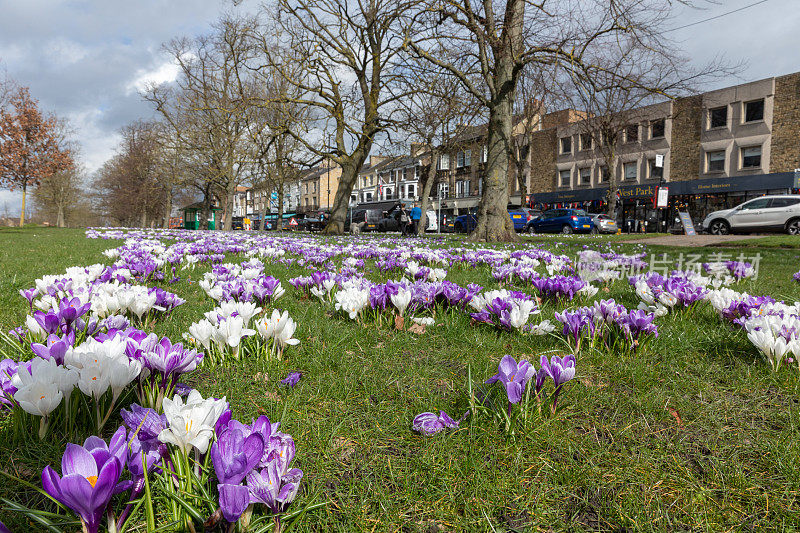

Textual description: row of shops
[529,171,800,233]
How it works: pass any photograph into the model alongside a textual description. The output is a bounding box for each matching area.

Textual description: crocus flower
[211,425,265,486]
[246,462,304,515]
[218,483,251,523]
[485,355,536,404]
[158,390,228,453]
[412,410,464,436]
[539,354,576,389]
[41,436,124,533]
[281,372,302,387]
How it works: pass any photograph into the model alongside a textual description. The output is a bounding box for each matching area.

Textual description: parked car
[702,195,800,235]
[438,212,455,233]
[454,208,540,233]
[304,211,329,232]
[588,213,618,234]
[525,208,595,234]
[345,209,382,233]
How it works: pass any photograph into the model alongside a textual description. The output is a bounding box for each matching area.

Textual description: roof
[181,201,222,211]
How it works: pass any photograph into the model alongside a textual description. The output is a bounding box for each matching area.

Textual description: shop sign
[654,186,669,208]
[678,211,696,236]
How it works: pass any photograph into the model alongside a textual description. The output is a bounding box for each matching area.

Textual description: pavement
[623,234,764,247]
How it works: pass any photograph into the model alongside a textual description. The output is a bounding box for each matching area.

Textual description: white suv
[702,195,800,235]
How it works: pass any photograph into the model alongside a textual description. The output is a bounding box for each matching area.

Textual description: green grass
[1,227,800,531]
[708,234,800,248]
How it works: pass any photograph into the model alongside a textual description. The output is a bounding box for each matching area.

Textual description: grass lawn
[1,227,800,531]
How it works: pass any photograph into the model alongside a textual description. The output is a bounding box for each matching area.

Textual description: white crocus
[275,315,300,349]
[218,315,255,349]
[411,317,434,327]
[158,390,227,454]
[188,319,215,350]
[390,288,412,316]
[529,319,555,335]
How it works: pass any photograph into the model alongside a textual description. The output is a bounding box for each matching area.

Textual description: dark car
[439,212,455,233]
[345,209,383,233]
[454,208,540,233]
[525,208,595,234]
[231,217,244,230]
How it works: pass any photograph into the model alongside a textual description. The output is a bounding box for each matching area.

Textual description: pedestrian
[410,202,422,235]
[399,206,409,236]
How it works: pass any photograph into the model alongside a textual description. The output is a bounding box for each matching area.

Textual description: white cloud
[127,57,182,94]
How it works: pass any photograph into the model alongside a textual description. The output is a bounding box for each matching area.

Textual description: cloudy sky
[1,0,798,215]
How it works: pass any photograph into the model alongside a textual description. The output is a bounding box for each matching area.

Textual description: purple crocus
[30,332,74,365]
[280,372,302,387]
[539,354,576,388]
[540,354,576,413]
[411,410,465,436]
[485,355,536,404]
[218,483,251,523]
[0,519,10,533]
[211,426,265,486]
[246,462,304,515]
[1,359,20,409]
[41,431,125,533]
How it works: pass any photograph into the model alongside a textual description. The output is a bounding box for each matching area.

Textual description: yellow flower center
[185,420,194,433]
[86,475,98,487]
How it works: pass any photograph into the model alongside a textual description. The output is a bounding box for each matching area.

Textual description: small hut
[181,202,221,230]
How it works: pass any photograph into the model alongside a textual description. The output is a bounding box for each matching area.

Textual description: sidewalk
[624,234,763,247]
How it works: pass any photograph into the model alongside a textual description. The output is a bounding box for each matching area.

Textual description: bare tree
[145,15,258,231]
[256,0,413,234]
[556,36,731,217]
[405,0,708,242]
[391,58,483,235]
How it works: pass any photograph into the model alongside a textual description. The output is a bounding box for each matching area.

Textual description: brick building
[529,72,800,230]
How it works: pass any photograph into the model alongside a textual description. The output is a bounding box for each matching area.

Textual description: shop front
[530,172,798,233]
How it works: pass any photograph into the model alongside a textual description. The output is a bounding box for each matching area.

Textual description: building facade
[528,72,800,230]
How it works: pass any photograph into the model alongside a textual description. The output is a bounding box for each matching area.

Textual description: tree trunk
[516,159,528,209]
[323,150,369,234]
[605,149,619,217]
[56,203,65,228]
[417,148,439,236]
[140,208,147,228]
[201,192,211,231]
[163,189,172,229]
[224,188,235,232]
[19,183,26,227]
[469,103,518,242]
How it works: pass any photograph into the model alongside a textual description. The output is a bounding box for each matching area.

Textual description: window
[650,119,665,139]
[559,169,571,187]
[706,150,725,172]
[438,154,450,170]
[407,184,416,199]
[623,162,637,181]
[303,183,308,194]
[709,106,727,129]
[771,197,800,208]
[560,136,572,154]
[456,151,465,168]
[403,167,408,180]
[579,167,591,185]
[648,158,663,179]
[438,183,449,198]
[464,149,471,167]
[579,133,593,151]
[414,166,420,179]
[480,145,488,163]
[456,180,471,198]
[739,198,770,210]
[626,125,639,143]
[312,182,317,193]
[741,146,762,169]
[744,99,764,123]
[599,166,609,183]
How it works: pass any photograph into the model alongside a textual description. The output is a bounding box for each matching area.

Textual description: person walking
[399,206,410,236]
[410,202,422,235]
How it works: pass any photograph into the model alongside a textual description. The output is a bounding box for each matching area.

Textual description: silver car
[588,213,618,234]
[702,195,800,235]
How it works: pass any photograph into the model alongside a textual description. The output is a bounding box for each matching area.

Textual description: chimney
[369,155,389,167]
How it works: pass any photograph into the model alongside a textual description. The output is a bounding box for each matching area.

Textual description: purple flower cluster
[213,415,303,522]
[555,299,658,350]
[530,275,587,300]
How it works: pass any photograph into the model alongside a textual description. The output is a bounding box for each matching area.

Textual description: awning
[530,172,797,204]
